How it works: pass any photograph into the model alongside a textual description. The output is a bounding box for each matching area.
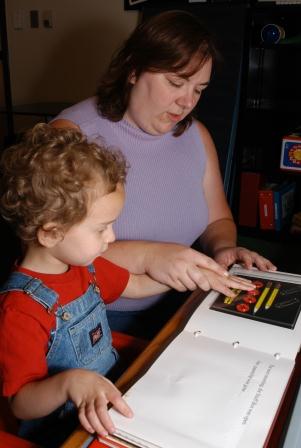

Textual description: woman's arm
[124,270,255,299]
[103,240,233,291]
[197,121,276,271]
[103,240,227,275]
[197,120,236,256]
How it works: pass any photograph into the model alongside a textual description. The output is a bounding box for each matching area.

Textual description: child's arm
[123,269,255,299]
[10,369,132,437]
[123,273,170,298]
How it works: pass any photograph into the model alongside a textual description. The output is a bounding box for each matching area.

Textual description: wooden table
[61,288,301,448]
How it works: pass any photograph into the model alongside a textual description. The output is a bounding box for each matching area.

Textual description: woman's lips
[168,112,182,122]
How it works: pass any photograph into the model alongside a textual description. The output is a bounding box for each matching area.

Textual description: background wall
[0,0,139,278]
[4,0,139,105]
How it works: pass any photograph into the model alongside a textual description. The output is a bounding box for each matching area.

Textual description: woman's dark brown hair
[97,10,219,136]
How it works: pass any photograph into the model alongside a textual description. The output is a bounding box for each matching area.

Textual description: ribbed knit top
[55,97,209,311]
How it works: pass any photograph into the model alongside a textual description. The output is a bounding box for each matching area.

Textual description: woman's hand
[66,369,133,436]
[188,268,255,297]
[213,246,277,271]
[144,243,230,291]
[143,243,258,295]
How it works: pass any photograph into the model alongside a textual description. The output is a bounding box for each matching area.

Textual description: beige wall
[5,0,139,105]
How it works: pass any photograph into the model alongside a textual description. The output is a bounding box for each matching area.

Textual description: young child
[0,124,170,447]
[0,124,253,447]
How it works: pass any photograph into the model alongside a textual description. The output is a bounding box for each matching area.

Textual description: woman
[51,10,276,338]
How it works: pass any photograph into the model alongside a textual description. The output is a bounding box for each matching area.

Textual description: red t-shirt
[0,258,129,397]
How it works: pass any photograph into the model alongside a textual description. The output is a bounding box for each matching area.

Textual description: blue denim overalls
[0,264,118,447]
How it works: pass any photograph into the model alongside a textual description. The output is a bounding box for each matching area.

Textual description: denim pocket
[69,302,111,365]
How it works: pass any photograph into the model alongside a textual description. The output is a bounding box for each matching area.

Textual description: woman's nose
[176,90,196,110]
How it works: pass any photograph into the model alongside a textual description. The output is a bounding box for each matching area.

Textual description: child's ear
[37,223,64,248]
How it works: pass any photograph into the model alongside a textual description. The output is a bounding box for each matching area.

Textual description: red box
[258,187,275,230]
[239,172,264,227]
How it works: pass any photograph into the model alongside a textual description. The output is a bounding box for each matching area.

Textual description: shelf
[238,224,301,244]
[251,42,301,50]
[0,102,72,122]
[237,232,301,274]
[233,3,301,239]
[246,99,301,111]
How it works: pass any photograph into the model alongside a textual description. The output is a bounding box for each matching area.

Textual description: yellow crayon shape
[265,283,281,310]
[224,289,241,304]
[253,281,272,314]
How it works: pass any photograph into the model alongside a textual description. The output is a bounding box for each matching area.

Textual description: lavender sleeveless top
[55,97,209,311]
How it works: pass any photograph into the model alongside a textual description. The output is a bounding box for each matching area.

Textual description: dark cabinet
[0,0,14,146]
[235,4,301,238]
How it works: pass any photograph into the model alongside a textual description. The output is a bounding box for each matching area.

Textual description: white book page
[111,331,294,448]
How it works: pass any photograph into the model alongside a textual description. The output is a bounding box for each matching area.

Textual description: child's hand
[66,369,133,436]
[195,268,254,298]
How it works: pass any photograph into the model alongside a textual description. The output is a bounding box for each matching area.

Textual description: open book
[108,266,301,448]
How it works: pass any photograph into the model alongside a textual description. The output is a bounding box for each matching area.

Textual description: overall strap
[87,263,101,295]
[87,263,95,274]
[0,272,58,311]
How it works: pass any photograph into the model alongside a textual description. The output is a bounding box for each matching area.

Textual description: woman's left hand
[213,246,277,272]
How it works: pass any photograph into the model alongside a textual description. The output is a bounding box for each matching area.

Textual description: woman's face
[124,58,212,136]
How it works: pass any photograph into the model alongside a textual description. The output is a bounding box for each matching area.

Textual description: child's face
[51,184,125,267]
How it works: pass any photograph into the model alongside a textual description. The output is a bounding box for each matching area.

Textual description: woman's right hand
[143,243,235,292]
[144,244,255,296]
[192,268,255,297]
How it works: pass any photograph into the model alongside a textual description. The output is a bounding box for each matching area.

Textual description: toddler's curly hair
[0,123,128,244]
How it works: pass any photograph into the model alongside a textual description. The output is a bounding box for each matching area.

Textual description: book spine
[274,191,281,231]
[238,172,263,227]
[259,190,275,230]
